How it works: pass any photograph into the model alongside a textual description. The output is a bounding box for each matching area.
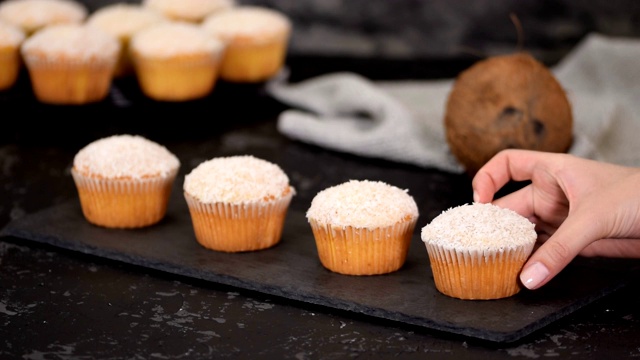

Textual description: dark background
[78,0,640,65]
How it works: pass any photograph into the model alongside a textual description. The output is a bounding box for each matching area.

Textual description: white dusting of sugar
[0,20,25,46]
[73,134,180,179]
[142,0,235,22]
[21,24,120,61]
[421,203,537,251]
[202,6,291,41]
[0,0,87,31]
[306,180,419,229]
[183,155,293,204]
[130,22,224,58]
[86,3,166,38]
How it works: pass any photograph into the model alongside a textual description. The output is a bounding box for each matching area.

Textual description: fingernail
[520,262,550,289]
[473,191,479,203]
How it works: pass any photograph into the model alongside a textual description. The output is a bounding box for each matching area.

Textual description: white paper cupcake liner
[309,218,417,275]
[71,169,177,228]
[425,242,534,300]
[184,190,294,252]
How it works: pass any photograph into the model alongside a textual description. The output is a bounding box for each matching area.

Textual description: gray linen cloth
[265,33,640,174]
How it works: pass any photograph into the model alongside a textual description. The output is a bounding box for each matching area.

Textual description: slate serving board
[1,186,635,343]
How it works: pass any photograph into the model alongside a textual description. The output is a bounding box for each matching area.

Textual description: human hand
[471,149,640,290]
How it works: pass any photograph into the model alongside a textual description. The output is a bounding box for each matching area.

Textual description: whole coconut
[444,52,573,175]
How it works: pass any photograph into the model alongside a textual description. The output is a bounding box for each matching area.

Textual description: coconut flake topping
[142,0,235,22]
[0,0,87,33]
[131,22,224,58]
[306,180,418,229]
[202,6,291,41]
[86,3,166,38]
[183,155,292,204]
[21,24,120,61]
[73,134,180,179]
[421,203,537,251]
[0,20,25,46]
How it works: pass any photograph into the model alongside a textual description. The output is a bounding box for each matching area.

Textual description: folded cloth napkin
[266,33,640,173]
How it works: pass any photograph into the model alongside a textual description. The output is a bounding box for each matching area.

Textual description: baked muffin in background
[201,5,292,83]
[183,155,295,253]
[0,20,26,91]
[421,202,537,300]
[20,23,120,105]
[71,134,181,229]
[141,0,235,23]
[129,22,225,102]
[86,3,166,77]
[0,0,87,36]
[306,180,419,276]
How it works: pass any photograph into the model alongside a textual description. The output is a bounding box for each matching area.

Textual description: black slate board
[1,185,636,343]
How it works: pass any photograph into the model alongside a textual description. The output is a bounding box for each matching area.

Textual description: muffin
[183,155,295,253]
[444,52,573,176]
[306,180,419,276]
[86,3,166,77]
[0,0,87,36]
[129,22,225,102]
[421,203,537,300]
[142,0,235,23]
[201,6,291,83]
[20,24,120,105]
[0,20,26,91]
[71,134,181,229]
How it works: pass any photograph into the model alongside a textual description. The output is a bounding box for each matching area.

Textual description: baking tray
[1,182,636,343]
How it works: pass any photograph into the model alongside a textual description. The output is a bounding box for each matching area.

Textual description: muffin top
[21,23,120,61]
[86,3,166,40]
[73,134,180,180]
[201,6,291,44]
[130,22,224,59]
[306,180,419,229]
[0,0,87,35]
[183,155,293,204]
[421,203,537,251]
[0,20,26,47]
[142,0,235,23]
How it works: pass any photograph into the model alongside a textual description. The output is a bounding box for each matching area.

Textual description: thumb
[519,208,601,290]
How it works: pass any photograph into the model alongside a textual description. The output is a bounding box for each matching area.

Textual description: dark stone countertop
[1,56,640,359]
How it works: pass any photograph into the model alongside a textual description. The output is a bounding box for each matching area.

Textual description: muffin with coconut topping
[306,179,419,276]
[202,5,291,83]
[86,3,166,77]
[20,23,120,105]
[421,202,537,300]
[183,155,295,252]
[0,20,25,91]
[71,134,180,229]
[129,21,225,102]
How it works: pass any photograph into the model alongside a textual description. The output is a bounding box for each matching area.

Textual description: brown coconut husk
[444,52,573,176]
[444,18,573,176]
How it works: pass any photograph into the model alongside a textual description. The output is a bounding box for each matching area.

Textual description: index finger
[471,149,551,203]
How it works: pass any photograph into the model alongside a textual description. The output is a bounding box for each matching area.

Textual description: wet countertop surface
[2,59,640,359]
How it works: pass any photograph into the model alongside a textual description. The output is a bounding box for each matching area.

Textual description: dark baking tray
[1,182,636,343]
